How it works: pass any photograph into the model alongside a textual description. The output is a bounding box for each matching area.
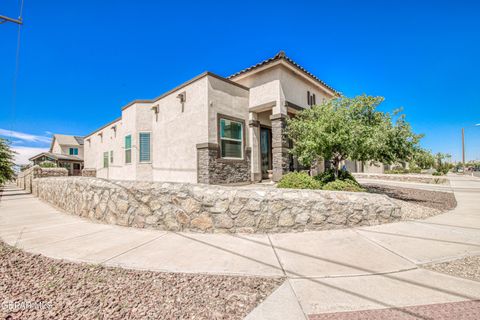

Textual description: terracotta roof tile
[228,51,339,95]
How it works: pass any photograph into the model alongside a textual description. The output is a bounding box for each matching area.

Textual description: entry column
[270,113,289,181]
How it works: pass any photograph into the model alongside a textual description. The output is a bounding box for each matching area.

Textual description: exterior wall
[232,63,335,110]
[84,74,250,184]
[353,173,448,184]
[51,140,84,159]
[152,77,208,183]
[278,65,333,107]
[33,177,402,233]
[362,162,385,174]
[198,75,251,184]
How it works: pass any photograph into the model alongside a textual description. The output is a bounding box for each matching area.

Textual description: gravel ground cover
[423,255,480,282]
[309,300,480,320]
[364,184,457,220]
[0,241,284,320]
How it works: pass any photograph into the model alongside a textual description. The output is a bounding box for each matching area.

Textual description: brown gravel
[364,184,457,220]
[0,241,284,320]
[423,255,480,282]
[309,300,480,320]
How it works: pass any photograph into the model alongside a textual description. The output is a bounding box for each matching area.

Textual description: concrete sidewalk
[1,176,480,319]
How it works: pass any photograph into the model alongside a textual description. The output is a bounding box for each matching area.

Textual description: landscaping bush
[432,171,443,176]
[323,179,366,192]
[314,169,360,186]
[39,161,57,168]
[436,163,450,175]
[409,167,422,174]
[385,167,422,174]
[277,172,323,189]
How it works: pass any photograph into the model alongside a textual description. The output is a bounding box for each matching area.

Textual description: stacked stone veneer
[271,114,290,182]
[196,143,251,184]
[33,177,402,233]
[353,173,448,184]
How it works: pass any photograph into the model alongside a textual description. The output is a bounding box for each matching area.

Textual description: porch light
[151,105,159,121]
[177,92,186,112]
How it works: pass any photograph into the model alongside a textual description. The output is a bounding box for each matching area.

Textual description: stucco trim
[121,72,249,112]
[196,143,219,150]
[84,117,122,139]
[228,51,339,97]
[270,113,288,121]
[248,120,260,127]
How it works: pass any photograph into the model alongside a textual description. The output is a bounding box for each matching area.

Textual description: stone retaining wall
[32,177,401,233]
[17,166,68,192]
[82,168,97,177]
[353,173,448,184]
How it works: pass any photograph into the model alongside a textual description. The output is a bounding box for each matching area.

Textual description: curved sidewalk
[1,175,480,319]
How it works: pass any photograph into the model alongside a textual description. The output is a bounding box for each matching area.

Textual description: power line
[1,0,25,140]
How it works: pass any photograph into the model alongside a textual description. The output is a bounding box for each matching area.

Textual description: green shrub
[437,163,450,175]
[314,169,360,186]
[314,169,336,185]
[277,172,323,189]
[408,167,422,174]
[39,161,57,168]
[385,167,422,174]
[432,171,443,176]
[322,179,366,192]
[385,169,408,174]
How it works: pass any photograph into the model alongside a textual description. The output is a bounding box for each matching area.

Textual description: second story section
[50,134,85,159]
[228,51,339,114]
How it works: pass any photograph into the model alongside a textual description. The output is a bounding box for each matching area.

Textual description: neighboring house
[84,51,378,184]
[30,134,84,176]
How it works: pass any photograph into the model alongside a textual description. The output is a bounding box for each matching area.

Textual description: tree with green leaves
[435,152,452,174]
[286,95,423,177]
[412,148,435,169]
[0,138,16,185]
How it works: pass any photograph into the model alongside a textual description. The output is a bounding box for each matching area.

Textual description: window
[125,135,132,164]
[110,150,113,164]
[307,91,316,106]
[69,148,78,155]
[139,132,151,162]
[219,117,243,159]
[103,152,109,168]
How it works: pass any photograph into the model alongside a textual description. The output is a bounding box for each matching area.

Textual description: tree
[286,95,423,177]
[0,138,16,185]
[412,148,435,169]
[435,152,452,174]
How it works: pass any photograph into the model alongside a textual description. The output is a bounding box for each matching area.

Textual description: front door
[260,127,272,179]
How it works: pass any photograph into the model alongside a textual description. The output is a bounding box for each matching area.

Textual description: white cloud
[0,128,51,144]
[12,146,49,165]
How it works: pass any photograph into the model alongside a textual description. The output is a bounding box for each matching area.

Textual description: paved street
[1,175,480,319]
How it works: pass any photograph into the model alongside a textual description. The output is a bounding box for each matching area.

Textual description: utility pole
[0,14,23,25]
[462,127,465,174]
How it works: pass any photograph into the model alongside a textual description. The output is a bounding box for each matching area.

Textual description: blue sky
[1,0,479,164]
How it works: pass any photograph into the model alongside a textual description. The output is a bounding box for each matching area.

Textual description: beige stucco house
[84,51,383,184]
[30,134,84,175]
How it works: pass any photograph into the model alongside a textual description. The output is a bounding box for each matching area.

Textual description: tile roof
[53,134,84,146]
[228,51,339,95]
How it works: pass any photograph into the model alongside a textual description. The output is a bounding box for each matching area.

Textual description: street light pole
[463,124,480,174]
[462,127,465,173]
